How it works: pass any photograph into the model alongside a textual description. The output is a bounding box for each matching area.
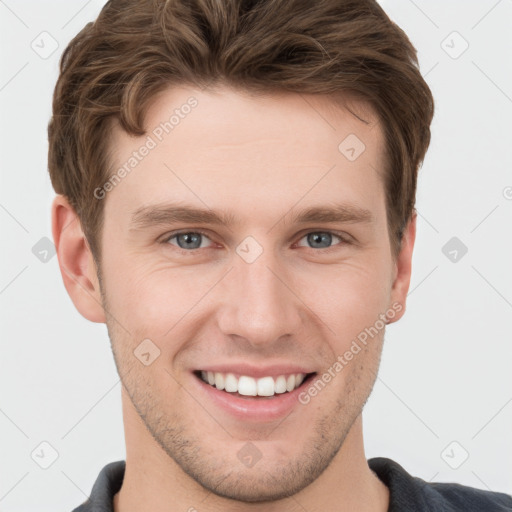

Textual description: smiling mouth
[193,370,317,398]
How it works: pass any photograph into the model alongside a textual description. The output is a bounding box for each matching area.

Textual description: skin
[52,84,416,512]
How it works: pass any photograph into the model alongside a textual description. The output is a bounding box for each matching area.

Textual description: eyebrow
[129,202,374,231]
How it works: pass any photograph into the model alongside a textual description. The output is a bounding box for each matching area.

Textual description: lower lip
[192,372,315,422]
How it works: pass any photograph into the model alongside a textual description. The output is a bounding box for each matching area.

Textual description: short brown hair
[48,0,434,265]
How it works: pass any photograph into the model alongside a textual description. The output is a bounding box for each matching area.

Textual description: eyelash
[161,229,351,255]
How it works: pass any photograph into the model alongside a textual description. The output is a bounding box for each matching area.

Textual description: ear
[51,195,106,323]
[387,210,417,324]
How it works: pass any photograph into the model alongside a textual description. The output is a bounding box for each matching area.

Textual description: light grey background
[1,1,511,510]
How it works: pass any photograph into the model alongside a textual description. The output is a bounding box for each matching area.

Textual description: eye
[164,230,213,250]
[161,229,350,253]
[296,231,347,250]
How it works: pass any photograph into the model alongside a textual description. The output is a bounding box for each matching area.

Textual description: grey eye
[167,232,212,250]
[298,232,341,249]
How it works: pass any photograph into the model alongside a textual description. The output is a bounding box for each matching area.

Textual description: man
[48,0,512,510]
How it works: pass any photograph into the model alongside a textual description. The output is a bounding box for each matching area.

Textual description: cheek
[303,259,391,342]
[103,258,214,339]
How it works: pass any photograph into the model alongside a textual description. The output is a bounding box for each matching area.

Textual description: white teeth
[224,373,238,392]
[257,376,275,396]
[238,376,257,396]
[286,374,296,392]
[214,373,225,391]
[274,375,287,394]
[199,371,309,396]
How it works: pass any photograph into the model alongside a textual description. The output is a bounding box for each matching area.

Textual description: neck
[114,392,389,512]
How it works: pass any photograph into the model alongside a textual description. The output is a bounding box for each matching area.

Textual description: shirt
[71,457,512,511]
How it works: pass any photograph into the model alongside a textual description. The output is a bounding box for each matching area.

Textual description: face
[91,85,409,501]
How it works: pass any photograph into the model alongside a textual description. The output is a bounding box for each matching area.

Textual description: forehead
[110,83,384,159]
[104,85,387,228]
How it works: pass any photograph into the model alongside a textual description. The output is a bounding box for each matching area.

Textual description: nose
[216,247,304,350]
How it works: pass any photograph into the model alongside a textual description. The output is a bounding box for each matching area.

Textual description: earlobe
[387,211,417,324]
[51,195,106,323]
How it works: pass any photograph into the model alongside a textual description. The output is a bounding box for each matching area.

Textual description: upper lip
[194,363,316,379]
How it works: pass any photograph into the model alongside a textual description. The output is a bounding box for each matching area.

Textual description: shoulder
[71,460,126,512]
[368,457,512,512]
[428,480,512,511]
